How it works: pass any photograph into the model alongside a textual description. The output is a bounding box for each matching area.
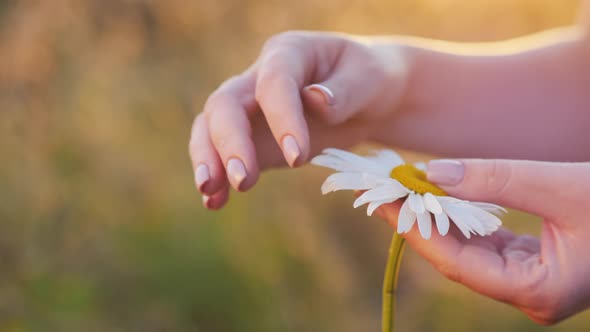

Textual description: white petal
[440,201,472,239]
[423,193,443,214]
[397,199,416,233]
[320,172,379,194]
[318,148,390,176]
[467,214,486,236]
[448,203,486,236]
[463,204,502,235]
[439,197,507,217]
[371,149,404,168]
[434,212,450,236]
[367,200,391,216]
[310,154,367,173]
[416,211,432,239]
[414,162,427,171]
[353,183,408,208]
[471,202,508,215]
[451,219,472,238]
[442,200,496,237]
[408,193,425,214]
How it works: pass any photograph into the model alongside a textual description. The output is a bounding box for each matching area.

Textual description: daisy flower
[311,148,506,239]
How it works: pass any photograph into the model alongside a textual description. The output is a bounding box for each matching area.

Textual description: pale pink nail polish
[305,84,335,105]
[202,195,211,208]
[281,135,301,167]
[427,160,465,186]
[195,164,210,191]
[227,158,247,189]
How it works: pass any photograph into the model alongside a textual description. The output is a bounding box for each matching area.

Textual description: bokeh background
[1,0,588,331]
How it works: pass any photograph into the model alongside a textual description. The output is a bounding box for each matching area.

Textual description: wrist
[360,37,417,142]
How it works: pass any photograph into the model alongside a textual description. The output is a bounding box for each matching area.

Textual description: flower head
[311,148,506,239]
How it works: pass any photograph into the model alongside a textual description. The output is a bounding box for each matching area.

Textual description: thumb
[426,159,586,223]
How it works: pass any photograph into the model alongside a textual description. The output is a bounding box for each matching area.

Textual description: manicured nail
[427,160,465,186]
[281,135,301,167]
[195,164,210,191]
[305,84,335,105]
[202,195,211,208]
[227,158,247,189]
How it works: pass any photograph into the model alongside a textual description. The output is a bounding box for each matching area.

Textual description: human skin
[189,4,590,325]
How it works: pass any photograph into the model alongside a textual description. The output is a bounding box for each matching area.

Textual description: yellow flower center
[390,164,447,196]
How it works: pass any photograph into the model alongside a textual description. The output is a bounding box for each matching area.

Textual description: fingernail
[281,135,301,167]
[427,159,464,186]
[305,84,335,105]
[195,164,210,191]
[202,195,211,208]
[227,158,247,189]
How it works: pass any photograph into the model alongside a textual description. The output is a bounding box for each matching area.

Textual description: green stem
[382,232,406,332]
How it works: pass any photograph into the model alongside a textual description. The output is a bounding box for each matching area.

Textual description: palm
[378,201,554,323]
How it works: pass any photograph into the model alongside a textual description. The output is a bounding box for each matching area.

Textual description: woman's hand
[375,159,590,325]
[189,31,410,209]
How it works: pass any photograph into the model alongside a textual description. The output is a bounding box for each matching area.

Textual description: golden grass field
[1,0,588,331]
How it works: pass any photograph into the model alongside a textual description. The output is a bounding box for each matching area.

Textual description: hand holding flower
[377,159,590,325]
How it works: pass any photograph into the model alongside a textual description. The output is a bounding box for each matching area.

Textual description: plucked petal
[397,199,416,233]
[416,211,432,239]
[353,183,408,208]
[438,196,504,237]
[438,197,507,216]
[455,204,486,235]
[465,212,486,236]
[471,202,508,216]
[408,193,425,214]
[434,212,450,236]
[440,201,472,239]
[423,193,443,214]
[463,204,502,235]
[452,201,500,236]
[320,172,381,194]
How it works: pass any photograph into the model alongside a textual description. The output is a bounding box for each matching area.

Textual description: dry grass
[0,0,587,331]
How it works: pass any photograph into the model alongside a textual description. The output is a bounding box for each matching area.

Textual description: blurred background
[1,0,588,331]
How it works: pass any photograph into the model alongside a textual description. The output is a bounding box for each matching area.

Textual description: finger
[206,74,260,191]
[301,42,406,125]
[426,159,587,224]
[255,42,311,168]
[301,71,378,125]
[189,112,227,195]
[377,201,528,305]
[202,185,229,210]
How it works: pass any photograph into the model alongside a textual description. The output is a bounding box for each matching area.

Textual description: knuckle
[484,160,513,196]
[255,72,293,104]
[217,75,242,91]
[188,135,198,154]
[262,31,303,51]
[204,90,231,113]
[188,114,205,151]
[212,132,241,153]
